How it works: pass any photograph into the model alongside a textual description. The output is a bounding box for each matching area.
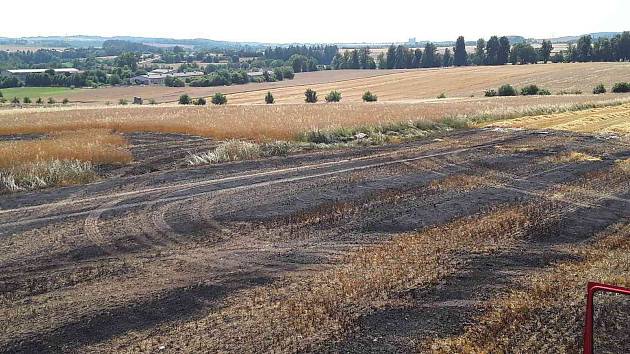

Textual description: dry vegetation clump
[124,202,563,353]
[0,129,132,169]
[186,140,299,165]
[545,151,602,163]
[430,222,630,353]
[0,159,97,193]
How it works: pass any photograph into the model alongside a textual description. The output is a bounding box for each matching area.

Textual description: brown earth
[0,127,628,353]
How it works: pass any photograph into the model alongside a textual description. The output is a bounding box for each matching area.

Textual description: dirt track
[1,128,628,352]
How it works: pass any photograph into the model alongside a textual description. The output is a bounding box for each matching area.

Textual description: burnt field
[0,128,629,353]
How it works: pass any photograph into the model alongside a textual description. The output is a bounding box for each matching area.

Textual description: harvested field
[0,128,628,353]
[51,69,413,104]
[1,95,629,141]
[36,63,630,105]
[490,102,630,135]
[227,62,630,104]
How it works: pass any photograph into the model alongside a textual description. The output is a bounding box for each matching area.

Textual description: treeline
[24,71,88,87]
[377,42,452,69]
[184,67,295,88]
[262,45,339,65]
[330,48,377,69]
[551,33,630,63]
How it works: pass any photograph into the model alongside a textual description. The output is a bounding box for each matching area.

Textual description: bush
[48,97,56,104]
[36,97,43,104]
[211,93,228,105]
[0,90,3,98]
[62,98,69,104]
[437,92,446,99]
[611,82,630,93]
[538,89,551,96]
[362,91,378,102]
[325,90,342,103]
[23,97,31,104]
[520,84,540,96]
[305,89,318,103]
[557,89,583,95]
[178,94,192,105]
[498,84,518,96]
[148,98,157,105]
[194,97,207,105]
[11,97,20,104]
[118,98,128,105]
[265,91,274,104]
[593,84,606,95]
[484,89,497,97]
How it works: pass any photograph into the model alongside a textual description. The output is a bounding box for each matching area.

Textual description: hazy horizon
[1,0,629,43]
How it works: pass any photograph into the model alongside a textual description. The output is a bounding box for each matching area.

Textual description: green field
[0,87,72,99]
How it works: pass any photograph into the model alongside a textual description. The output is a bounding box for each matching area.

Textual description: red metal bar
[584,282,630,354]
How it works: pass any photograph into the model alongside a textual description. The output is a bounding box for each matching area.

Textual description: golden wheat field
[2,95,629,142]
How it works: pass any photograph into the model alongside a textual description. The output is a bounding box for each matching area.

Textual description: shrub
[62,98,69,104]
[484,89,497,97]
[0,160,97,193]
[557,89,583,95]
[265,91,275,104]
[437,92,446,99]
[325,90,342,103]
[48,97,56,104]
[0,90,3,97]
[148,98,157,105]
[498,84,518,96]
[118,98,128,105]
[23,97,31,104]
[593,84,606,95]
[362,91,378,102]
[11,97,20,104]
[611,82,630,93]
[194,97,207,105]
[187,140,261,165]
[520,84,540,96]
[36,97,43,104]
[305,89,318,103]
[211,93,228,105]
[538,89,551,96]
[178,94,192,105]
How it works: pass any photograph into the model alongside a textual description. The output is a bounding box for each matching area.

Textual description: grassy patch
[0,87,72,100]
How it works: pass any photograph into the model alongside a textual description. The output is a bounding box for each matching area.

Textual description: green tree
[265,91,275,104]
[593,84,606,94]
[485,36,500,65]
[36,97,43,104]
[376,52,387,69]
[453,36,468,66]
[498,84,518,96]
[325,90,342,102]
[421,42,438,68]
[442,48,453,67]
[304,89,318,103]
[576,35,593,62]
[540,40,553,63]
[473,38,486,65]
[23,97,31,104]
[109,74,122,85]
[498,36,511,64]
[211,93,228,105]
[385,45,396,69]
[178,94,192,105]
[411,48,423,68]
[115,52,139,70]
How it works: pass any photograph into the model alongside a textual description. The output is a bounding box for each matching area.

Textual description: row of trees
[378,42,450,69]
[330,48,377,69]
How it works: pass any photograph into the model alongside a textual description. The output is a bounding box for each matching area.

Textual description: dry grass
[490,102,630,135]
[1,96,628,142]
[114,202,562,353]
[545,151,602,163]
[430,222,630,353]
[0,129,132,169]
[0,159,98,193]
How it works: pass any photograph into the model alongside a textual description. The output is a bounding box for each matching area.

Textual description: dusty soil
[0,128,628,353]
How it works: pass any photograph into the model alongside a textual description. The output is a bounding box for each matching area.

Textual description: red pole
[583,282,630,354]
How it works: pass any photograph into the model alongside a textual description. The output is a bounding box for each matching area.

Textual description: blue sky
[2,0,629,43]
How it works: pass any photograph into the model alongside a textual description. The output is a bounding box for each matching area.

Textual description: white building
[129,71,205,85]
[3,68,81,81]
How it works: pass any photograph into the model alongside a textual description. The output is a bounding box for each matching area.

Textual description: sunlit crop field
[490,103,630,135]
[2,95,629,141]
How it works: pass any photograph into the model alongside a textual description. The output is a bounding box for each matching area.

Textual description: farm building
[130,71,205,85]
[2,68,81,81]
